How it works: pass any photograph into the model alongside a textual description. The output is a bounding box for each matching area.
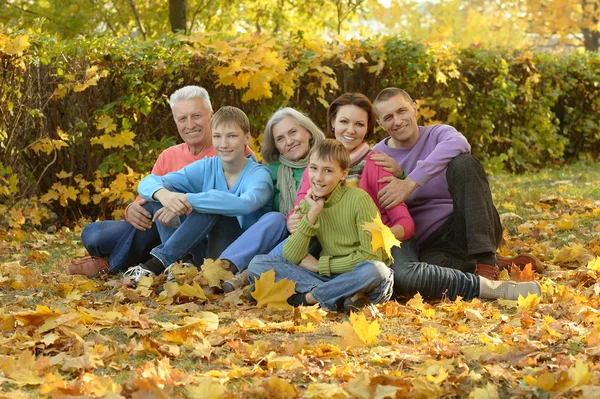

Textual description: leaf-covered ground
[1,161,600,398]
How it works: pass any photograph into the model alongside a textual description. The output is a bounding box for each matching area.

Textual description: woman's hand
[287,205,302,234]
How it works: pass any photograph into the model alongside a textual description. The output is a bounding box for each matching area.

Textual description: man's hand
[152,207,180,227]
[305,189,324,225]
[299,253,319,272]
[287,205,302,234]
[377,176,419,210]
[126,199,153,231]
[153,189,191,215]
[370,152,405,179]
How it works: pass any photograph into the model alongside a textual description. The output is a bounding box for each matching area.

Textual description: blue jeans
[150,203,243,271]
[248,255,394,311]
[391,238,480,300]
[81,202,161,272]
[219,212,289,272]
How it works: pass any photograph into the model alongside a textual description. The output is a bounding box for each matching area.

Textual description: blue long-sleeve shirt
[138,155,273,231]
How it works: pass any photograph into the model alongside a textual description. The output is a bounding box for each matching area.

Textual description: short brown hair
[309,139,350,171]
[373,88,414,113]
[210,106,250,133]
[327,93,376,142]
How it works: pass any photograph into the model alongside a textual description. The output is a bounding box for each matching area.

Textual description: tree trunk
[169,0,187,33]
[583,28,599,51]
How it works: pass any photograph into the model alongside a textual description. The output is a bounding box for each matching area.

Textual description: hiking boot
[497,253,544,273]
[479,277,542,300]
[475,263,499,280]
[123,265,155,287]
[342,292,369,313]
[68,256,110,277]
[222,269,249,293]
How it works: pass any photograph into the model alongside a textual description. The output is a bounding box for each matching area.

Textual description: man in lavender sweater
[370,88,541,279]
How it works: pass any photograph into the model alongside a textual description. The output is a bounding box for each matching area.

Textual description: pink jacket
[291,151,414,240]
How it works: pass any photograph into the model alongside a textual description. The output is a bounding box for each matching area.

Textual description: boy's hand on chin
[305,188,324,225]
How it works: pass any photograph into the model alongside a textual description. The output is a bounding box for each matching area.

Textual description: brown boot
[479,277,542,300]
[222,269,249,293]
[497,253,544,272]
[475,263,499,280]
[68,256,110,276]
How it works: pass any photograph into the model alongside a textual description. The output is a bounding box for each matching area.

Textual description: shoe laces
[123,265,155,283]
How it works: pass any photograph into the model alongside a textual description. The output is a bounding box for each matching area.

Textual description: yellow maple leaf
[517,292,540,310]
[259,376,298,399]
[1,34,30,55]
[178,282,208,300]
[335,312,379,347]
[305,382,348,399]
[468,383,499,399]
[186,377,227,398]
[251,269,295,310]
[96,115,117,133]
[360,214,400,259]
[587,256,600,271]
[201,259,234,288]
[55,170,72,179]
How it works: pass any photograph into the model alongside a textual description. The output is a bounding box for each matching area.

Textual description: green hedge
[0,32,598,226]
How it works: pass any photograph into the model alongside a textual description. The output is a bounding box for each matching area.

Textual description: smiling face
[332,104,369,154]
[375,94,419,149]
[212,123,250,166]
[308,154,348,199]
[172,98,213,155]
[272,116,313,161]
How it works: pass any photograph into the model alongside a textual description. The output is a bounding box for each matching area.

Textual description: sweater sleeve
[138,160,206,202]
[286,167,310,222]
[187,167,273,216]
[408,125,471,187]
[318,195,387,276]
[360,154,415,240]
[282,200,318,264]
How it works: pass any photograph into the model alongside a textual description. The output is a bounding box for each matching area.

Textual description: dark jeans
[150,202,243,271]
[392,238,479,300]
[81,202,161,272]
[418,154,503,273]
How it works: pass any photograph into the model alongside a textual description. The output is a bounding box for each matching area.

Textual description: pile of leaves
[1,164,600,398]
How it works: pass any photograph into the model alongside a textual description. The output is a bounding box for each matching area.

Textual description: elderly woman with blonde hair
[215,107,326,292]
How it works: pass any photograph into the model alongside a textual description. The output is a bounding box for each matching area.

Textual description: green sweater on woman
[283,183,391,276]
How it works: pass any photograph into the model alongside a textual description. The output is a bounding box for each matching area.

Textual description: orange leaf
[509,263,534,282]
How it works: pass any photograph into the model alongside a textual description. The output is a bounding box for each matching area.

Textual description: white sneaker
[123,265,155,286]
[165,262,195,283]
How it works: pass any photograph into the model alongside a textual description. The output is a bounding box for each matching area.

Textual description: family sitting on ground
[68,85,544,312]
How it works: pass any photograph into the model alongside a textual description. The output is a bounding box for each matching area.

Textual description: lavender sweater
[372,124,470,243]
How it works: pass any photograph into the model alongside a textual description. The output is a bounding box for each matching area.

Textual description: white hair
[169,85,213,112]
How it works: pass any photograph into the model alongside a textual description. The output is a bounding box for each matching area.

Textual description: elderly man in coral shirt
[68,85,254,276]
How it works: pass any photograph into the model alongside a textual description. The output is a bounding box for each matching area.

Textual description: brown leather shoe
[497,253,544,273]
[68,256,110,276]
[475,263,499,280]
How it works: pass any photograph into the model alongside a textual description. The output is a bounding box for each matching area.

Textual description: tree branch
[126,0,147,40]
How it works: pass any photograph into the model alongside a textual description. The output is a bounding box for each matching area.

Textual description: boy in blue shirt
[124,106,273,284]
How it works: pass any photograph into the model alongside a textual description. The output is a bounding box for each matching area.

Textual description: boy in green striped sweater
[247,139,394,312]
